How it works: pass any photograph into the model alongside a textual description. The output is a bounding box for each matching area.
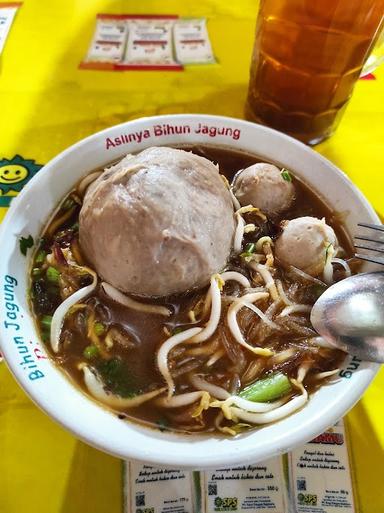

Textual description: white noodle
[323,244,335,285]
[190,375,230,400]
[155,391,208,408]
[312,369,340,380]
[249,262,279,300]
[289,265,326,286]
[190,276,221,343]
[331,258,352,277]
[227,292,273,356]
[229,387,308,424]
[51,267,97,353]
[230,188,241,211]
[157,327,202,398]
[279,304,312,317]
[276,279,292,306]
[233,213,245,253]
[220,271,251,288]
[255,236,273,252]
[102,282,171,316]
[243,302,281,329]
[212,395,286,415]
[82,366,166,408]
[77,170,103,196]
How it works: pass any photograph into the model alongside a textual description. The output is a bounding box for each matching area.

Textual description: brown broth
[31,145,351,434]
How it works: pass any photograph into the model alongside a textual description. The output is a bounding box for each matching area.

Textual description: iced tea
[246,0,384,144]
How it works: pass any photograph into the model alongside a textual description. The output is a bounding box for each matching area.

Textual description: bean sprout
[77,170,103,196]
[82,365,166,409]
[220,271,251,288]
[233,213,245,253]
[243,302,281,330]
[211,395,287,416]
[323,244,335,285]
[157,327,202,398]
[206,348,226,367]
[101,282,171,316]
[228,385,307,424]
[249,262,279,300]
[279,304,312,317]
[331,258,351,277]
[190,276,221,343]
[155,391,209,409]
[255,236,274,252]
[230,188,241,211]
[244,224,256,233]
[190,374,230,400]
[227,292,273,356]
[312,369,340,380]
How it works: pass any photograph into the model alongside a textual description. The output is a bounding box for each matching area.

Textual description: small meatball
[233,163,295,215]
[79,147,235,297]
[275,216,337,276]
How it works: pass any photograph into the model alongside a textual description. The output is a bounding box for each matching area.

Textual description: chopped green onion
[83,345,99,359]
[172,326,184,335]
[35,250,46,264]
[156,417,170,432]
[71,222,79,231]
[239,372,292,402]
[94,322,105,336]
[240,242,256,258]
[32,268,42,278]
[46,266,60,283]
[281,168,292,182]
[41,315,53,331]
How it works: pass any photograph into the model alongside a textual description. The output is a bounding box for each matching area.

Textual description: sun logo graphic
[0,155,43,207]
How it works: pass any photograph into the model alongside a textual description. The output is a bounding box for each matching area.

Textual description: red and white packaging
[173,18,216,64]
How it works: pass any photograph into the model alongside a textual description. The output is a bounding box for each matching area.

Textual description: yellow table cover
[0,1,383,512]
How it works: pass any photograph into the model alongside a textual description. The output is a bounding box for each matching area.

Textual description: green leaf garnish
[19,235,34,256]
[240,242,256,258]
[281,168,292,182]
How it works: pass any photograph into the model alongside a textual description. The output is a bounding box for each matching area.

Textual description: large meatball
[275,216,337,276]
[233,163,295,215]
[79,147,235,297]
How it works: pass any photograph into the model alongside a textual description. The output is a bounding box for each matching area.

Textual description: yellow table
[0,1,383,512]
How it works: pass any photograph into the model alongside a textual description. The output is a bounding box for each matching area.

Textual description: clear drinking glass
[245,0,384,145]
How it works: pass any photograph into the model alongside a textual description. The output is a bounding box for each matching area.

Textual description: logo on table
[0,155,43,207]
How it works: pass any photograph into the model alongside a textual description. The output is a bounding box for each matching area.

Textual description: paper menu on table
[0,3,21,55]
[288,419,356,513]
[202,457,287,513]
[124,461,199,513]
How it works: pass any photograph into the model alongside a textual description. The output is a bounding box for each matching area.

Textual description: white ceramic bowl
[0,115,380,469]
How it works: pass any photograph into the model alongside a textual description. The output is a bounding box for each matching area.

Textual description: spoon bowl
[311,272,384,362]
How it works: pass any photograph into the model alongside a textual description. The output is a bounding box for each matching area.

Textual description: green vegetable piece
[71,222,79,231]
[281,168,292,182]
[35,250,46,264]
[156,417,170,432]
[61,197,76,211]
[94,322,105,336]
[239,372,292,402]
[32,268,42,278]
[96,357,138,398]
[41,315,53,331]
[83,345,99,359]
[46,266,60,283]
[19,235,34,256]
[240,242,256,258]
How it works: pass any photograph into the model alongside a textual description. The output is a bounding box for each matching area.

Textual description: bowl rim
[0,114,380,469]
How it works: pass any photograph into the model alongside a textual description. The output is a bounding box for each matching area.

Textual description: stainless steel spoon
[311,272,384,362]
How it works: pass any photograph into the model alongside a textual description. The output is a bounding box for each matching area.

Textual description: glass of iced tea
[245,0,384,145]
